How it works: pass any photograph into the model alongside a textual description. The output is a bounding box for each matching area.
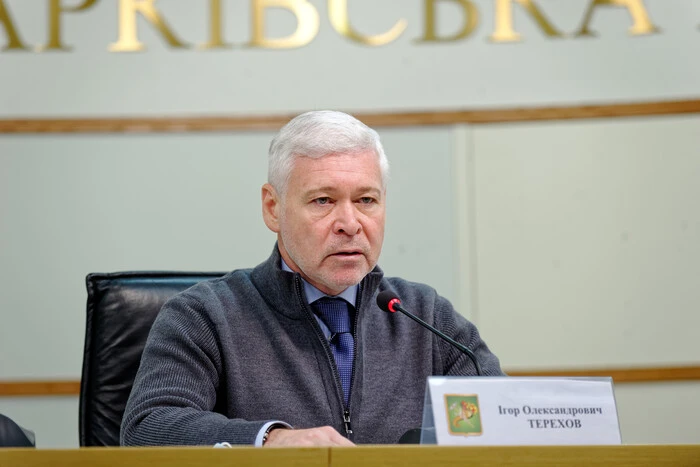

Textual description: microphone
[376,290,483,376]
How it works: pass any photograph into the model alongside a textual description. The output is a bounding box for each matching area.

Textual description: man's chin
[316,272,368,295]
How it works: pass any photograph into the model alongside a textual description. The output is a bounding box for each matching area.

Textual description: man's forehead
[302,184,384,195]
[292,152,380,173]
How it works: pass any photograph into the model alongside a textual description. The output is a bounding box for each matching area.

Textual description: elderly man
[121,110,503,447]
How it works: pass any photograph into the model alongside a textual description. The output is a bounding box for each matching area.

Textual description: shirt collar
[281,257,358,307]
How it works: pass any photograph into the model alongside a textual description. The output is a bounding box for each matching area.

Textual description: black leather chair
[0,414,35,447]
[79,271,225,446]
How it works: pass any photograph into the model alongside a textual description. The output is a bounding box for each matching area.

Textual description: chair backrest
[0,414,35,447]
[79,271,225,447]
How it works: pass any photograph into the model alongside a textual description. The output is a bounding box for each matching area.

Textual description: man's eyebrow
[305,187,335,195]
[357,187,383,197]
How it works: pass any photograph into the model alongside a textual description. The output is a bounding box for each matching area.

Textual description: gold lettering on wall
[0,1,682,53]
[420,0,478,42]
[490,0,563,42]
[200,0,232,49]
[328,0,406,46]
[109,0,187,52]
[249,0,319,49]
[43,0,97,51]
[0,0,27,50]
[577,0,660,36]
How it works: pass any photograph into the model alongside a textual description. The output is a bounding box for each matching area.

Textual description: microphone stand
[391,302,483,376]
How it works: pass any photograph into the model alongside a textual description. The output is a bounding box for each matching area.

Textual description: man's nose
[333,201,362,236]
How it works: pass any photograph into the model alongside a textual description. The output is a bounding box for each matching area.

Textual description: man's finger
[265,426,355,447]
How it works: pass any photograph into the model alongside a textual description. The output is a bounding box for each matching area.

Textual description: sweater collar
[251,243,384,319]
[280,257,358,307]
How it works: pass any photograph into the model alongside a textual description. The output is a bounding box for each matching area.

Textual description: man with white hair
[121,110,503,447]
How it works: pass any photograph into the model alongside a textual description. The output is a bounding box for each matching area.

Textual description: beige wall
[0,1,699,116]
[472,115,700,369]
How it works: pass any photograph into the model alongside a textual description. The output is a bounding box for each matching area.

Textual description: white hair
[268,110,390,195]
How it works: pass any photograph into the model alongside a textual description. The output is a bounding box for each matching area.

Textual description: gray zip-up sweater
[120,246,503,446]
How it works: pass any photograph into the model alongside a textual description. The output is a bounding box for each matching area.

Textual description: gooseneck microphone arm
[376,290,483,376]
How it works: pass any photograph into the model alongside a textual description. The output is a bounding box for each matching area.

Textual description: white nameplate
[421,376,621,445]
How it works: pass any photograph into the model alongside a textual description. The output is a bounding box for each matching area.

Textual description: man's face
[262,150,386,296]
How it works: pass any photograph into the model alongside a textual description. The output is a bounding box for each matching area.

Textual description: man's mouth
[331,251,362,257]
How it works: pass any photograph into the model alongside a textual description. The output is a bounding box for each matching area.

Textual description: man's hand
[264,426,355,447]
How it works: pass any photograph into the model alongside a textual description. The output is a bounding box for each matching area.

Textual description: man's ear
[261,183,281,233]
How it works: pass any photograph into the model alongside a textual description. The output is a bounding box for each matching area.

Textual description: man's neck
[280,257,358,307]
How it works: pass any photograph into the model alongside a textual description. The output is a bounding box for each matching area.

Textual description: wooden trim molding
[1,365,699,397]
[507,365,700,383]
[1,99,699,134]
[0,380,80,397]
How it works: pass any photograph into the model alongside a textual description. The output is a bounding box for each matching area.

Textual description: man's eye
[359,197,375,204]
[314,197,330,205]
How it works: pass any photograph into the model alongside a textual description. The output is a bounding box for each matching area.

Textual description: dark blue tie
[313,297,354,406]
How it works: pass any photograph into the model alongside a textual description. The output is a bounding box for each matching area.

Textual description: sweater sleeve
[120,292,279,446]
[433,294,505,377]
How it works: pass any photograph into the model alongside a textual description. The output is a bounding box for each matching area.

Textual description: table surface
[1,445,700,467]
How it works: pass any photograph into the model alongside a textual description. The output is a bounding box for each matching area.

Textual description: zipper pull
[343,410,353,436]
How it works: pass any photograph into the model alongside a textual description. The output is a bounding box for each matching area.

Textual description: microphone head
[377,290,401,313]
